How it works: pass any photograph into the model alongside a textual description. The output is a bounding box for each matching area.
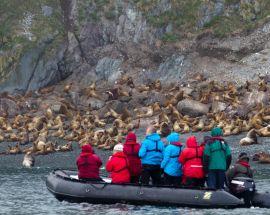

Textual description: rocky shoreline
[1,73,270,164]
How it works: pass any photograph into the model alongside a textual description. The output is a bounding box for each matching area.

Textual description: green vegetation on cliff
[131,0,270,39]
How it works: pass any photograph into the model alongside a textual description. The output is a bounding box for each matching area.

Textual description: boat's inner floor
[56,170,220,191]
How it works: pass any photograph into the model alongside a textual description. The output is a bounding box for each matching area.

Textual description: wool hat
[113,144,123,152]
[238,152,249,162]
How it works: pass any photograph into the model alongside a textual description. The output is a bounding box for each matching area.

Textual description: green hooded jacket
[203,127,232,171]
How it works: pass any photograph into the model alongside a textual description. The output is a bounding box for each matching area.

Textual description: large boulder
[0,98,20,117]
[242,90,269,106]
[177,99,210,117]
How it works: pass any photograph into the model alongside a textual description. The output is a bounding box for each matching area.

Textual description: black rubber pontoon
[46,170,244,208]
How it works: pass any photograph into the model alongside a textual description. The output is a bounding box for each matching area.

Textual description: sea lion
[22,152,35,168]
[239,129,257,145]
[256,125,270,137]
[252,151,270,163]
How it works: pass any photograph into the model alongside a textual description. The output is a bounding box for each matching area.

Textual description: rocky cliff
[1,0,270,93]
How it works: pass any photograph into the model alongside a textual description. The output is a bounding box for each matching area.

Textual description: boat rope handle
[86,183,108,191]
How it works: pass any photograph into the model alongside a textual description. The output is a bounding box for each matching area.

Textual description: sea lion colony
[0,73,270,162]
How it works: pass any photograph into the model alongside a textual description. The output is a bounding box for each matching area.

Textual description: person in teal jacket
[203,127,232,189]
[161,132,183,186]
[139,126,164,185]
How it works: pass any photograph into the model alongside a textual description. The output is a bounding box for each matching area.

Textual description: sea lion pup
[22,151,35,168]
[192,118,205,132]
[137,84,150,93]
[239,129,258,145]
[157,121,171,137]
[135,106,154,118]
[164,90,184,106]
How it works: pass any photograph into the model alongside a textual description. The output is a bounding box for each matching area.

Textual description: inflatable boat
[46,170,244,208]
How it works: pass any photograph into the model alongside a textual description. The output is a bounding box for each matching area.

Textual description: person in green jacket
[203,127,232,189]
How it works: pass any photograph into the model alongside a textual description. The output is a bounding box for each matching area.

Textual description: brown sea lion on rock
[256,125,270,137]
[252,151,270,163]
[239,129,257,145]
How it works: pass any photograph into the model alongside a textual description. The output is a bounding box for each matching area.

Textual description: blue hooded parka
[161,133,183,176]
[139,132,164,165]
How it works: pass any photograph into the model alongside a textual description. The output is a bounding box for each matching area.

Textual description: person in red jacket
[179,136,205,187]
[123,132,142,183]
[106,144,130,184]
[76,144,102,181]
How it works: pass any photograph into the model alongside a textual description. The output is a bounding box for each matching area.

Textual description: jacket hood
[125,132,137,144]
[186,136,198,148]
[167,132,179,143]
[81,144,93,153]
[146,132,161,141]
[211,127,223,137]
[114,151,127,158]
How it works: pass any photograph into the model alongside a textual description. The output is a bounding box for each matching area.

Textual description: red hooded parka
[76,144,102,179]
[106,151,130,183]
[179,136,204,179]
[123,133,142,176]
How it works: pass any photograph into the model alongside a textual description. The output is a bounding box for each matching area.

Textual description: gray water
[0,131,270,215]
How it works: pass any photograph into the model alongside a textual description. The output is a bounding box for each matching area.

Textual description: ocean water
[0,131,270,215]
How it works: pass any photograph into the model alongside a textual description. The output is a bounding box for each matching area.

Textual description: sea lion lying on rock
[239,129,257,145]
[252,151,270,163]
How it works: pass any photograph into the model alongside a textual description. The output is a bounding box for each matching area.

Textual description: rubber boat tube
[46,170,244,208]
[252,192,270,208]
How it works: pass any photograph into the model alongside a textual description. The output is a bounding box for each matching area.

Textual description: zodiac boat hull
[46,170,244,208]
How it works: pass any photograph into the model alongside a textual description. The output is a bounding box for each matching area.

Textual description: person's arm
[179,150,186,165]
[161,147,170,169]
[139,141,147,158]
[225,145,232,170]
[203,144,210,173]
[76,156,81,168]
[106,157,113,172]
[94,155,103,167]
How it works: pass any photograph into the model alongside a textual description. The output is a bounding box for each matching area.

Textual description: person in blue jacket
[139,126,164,185]
[161,132,183,186]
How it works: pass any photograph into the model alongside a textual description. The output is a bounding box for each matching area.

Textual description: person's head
[238,152,250,162]
[211,127,223,137]
[113,144,123,154]
[125,132,136,143]
[81,144,93,153]
[166,132,180,144]
[186,136,197,147]
[145,126,156,136]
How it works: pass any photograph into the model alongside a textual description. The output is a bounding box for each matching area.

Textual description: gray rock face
[141,55,185,84]
[177,99,210,117]
[81,97,105,110]
[198,0,225,28]
[0,37,69,94]
[95,57,123,82]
